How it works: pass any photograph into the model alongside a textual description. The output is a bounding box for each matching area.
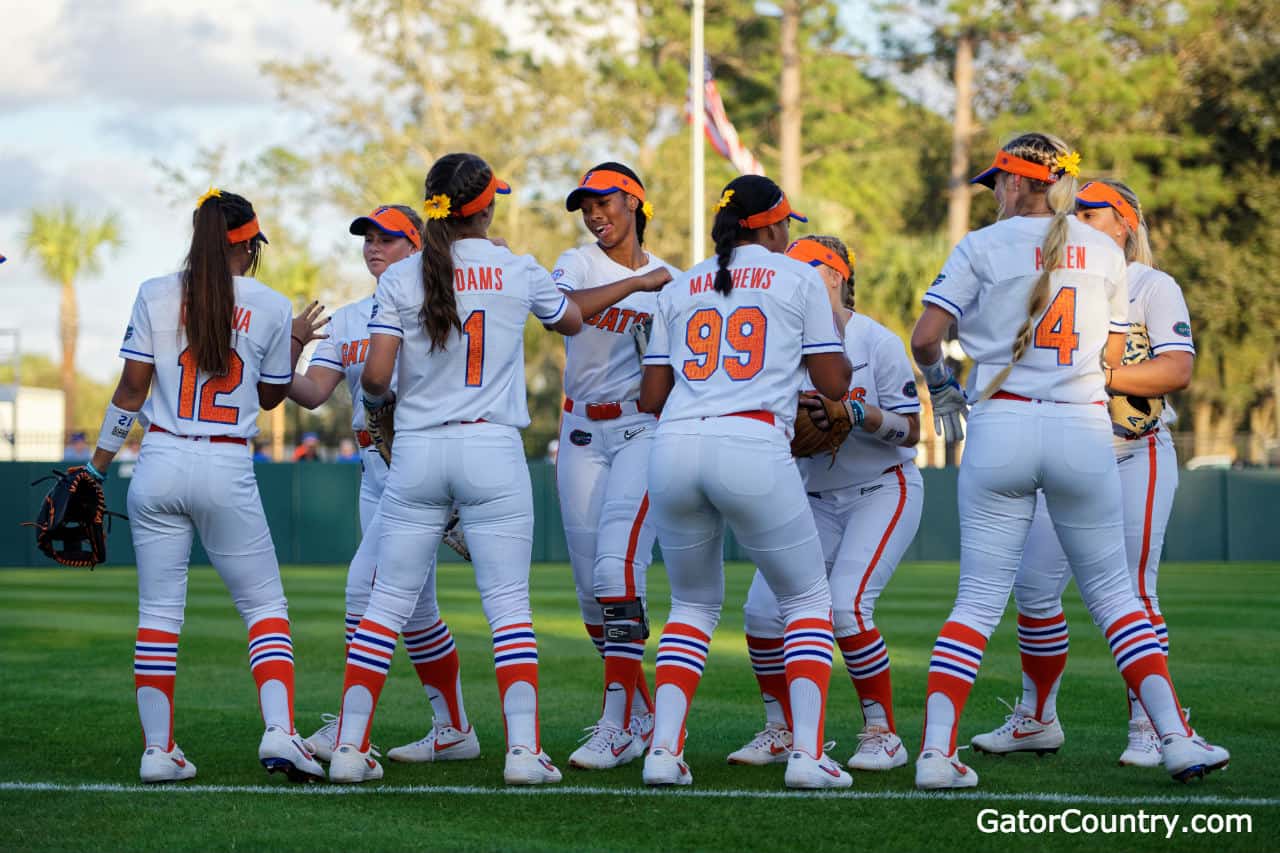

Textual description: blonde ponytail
[978,133,1079,401]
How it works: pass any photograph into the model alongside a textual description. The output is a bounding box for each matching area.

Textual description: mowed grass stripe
[3,780,1276,807]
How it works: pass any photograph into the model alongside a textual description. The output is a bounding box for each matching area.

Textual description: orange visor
[565,169,646,211]
[1075,182,1139,233]
[350,206,422,249]
[739,194,808,230]
[455,173,511,219]
[226,217,267,245]
[970,150,1057,188]
[785,238,850,280]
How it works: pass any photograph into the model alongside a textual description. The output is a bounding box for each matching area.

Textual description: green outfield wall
[1,462,1276,567]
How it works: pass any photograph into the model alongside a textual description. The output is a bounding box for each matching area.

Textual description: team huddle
[76,131,1229,791]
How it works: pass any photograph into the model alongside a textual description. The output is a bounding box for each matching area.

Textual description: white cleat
[328,744,384,784]
[503,746,563,785]
[970,702,1064,756]
[846,725,909,771]
[643,747,692,786]
[1117,720,1162,767]
[259,726,326,782]
[915,749,979,789]
[387,722,481,763]
[568,721,638,770]
[303,713,339,762]
[1162,732,1229,783]
[139,744,197,784]
[726,723,793,766]
[785,750,853,789]
[629,711,655,753]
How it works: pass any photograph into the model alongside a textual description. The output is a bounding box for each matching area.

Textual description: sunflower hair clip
[714,189,735,212]
[195,186,222,208]
[642,201,655,220]
[424,194,452,220]
[1054,151,1082,179]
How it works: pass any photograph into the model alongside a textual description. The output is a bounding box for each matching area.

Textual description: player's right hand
[292,300,329,347]
[928,377,968,443]
[635,268,673,292]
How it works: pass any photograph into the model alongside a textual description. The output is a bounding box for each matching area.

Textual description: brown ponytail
[182,191,260,375]
[419,153,499,351]
[978,133,1079,401]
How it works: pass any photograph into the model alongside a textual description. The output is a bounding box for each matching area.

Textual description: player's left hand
[928,376,968,443]
[799,393,830,429]
[292,301,329,347]
[634,268,672,292]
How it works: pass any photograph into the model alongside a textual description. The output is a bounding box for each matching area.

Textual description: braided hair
[978,132,1079,401]
[419,153,498,351]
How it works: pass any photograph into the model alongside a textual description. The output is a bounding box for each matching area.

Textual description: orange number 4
[1034,287,1080,366]
[682,306,767,382]
[177,348,244,424]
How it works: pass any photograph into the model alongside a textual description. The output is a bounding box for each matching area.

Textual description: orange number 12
[177,348,244,424]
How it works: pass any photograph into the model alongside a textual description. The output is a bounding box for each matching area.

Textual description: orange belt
[148,424,248,445]
[355,430,373,448]
[563,397,643,421]
[724,409,775,426]
[992,390,1105,407]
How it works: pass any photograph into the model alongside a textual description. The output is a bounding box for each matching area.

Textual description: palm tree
[23,205,123,439]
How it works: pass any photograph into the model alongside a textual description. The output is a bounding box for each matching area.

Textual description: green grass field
[1,561,1276,852]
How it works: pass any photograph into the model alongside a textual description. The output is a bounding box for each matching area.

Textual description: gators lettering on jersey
[923,216,1128,404]
[800,313,920,491]
[643,244,843,431]
[119,272,292,438]
[369,238,568,430]
[307,296,398,431]
[552,243,679,404]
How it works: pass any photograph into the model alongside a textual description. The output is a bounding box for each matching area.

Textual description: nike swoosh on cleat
[769,744,788,755]
[1011,729,1045,739]
[611,742,632,757]
[822,763,841,778]
[365,759,377,769]
[952,763,969,775]
[172,758,186,768]
[434,739,467,751]
[885,744,901,757]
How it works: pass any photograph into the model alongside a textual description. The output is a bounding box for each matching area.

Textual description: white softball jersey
[551,243,679,404]
[923,216,1129,404]
[119,272,293,438]
[643,244,844,431]
[308,296,399,432]
[368,238,569,430]
[799,313,921,492]
[1124,262,1195,435]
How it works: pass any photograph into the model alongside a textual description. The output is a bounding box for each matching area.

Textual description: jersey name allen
[688,267,775,294]
[232,306,253,333]
[1034,245,1088,271]
[341,339,370,367]
[585,308,650,335]
[454,265,504,291]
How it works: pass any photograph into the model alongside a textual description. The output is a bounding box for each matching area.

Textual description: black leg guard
[600,598,649,642]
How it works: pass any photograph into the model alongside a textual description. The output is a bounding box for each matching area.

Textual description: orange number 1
[1034,287,1080,366]
[463,310,485,387]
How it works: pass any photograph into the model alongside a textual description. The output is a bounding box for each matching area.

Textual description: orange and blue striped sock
[838,629,895,732]
[493,622,540,751]
[747,634,791,729]
[652,622,710,753]
[338,618,397,751]
[1017,611,1068,722]
[248,617,295,734]
[922,620,988,754]
[134,628,179,750]
[404,619,467,731]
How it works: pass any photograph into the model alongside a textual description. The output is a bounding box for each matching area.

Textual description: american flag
[687,63,765,177]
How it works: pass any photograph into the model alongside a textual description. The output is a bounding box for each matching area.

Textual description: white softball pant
[346,446,438,628]
[363,424,534,634]
[648,417,832,638]
[744,463,923,638]
[950,400,1139,637]
[556,409,658,622]
[1014,429,1178,620]
[127,432,287,633]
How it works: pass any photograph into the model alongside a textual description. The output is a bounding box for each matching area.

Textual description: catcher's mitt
[631,314,653,364]
[1108,323,1164,438]
[23,467,124,568]
[364,394,396,466]
[791,393,854,463]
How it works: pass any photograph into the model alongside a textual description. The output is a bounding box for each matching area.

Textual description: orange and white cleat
[503,746,563,785]
[140,743,197,783]
[328,744,384,784]
[915,749,979,789]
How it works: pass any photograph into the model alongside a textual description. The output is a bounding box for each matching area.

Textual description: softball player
[86,189,324,783]
[288,205,478,765]
[731,236,922,772]
[910,133,1227,789]
[639,175,853,790]
[551,163,679,769]
[328,153,583,785]
[971,180,1201,767]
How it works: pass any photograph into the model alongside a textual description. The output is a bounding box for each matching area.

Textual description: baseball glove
[23,467,124,568]
[442,508,471,561]
[791,393,854,463]
[363,394,396,466]
[631,314,653,364]
[1108,323,1164,438]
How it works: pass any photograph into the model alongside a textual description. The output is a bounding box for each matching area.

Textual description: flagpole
[690,0,706,262]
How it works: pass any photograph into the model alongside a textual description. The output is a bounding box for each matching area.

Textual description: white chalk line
[1,781,1275,807]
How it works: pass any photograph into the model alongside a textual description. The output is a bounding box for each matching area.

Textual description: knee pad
[600,597,648,642]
